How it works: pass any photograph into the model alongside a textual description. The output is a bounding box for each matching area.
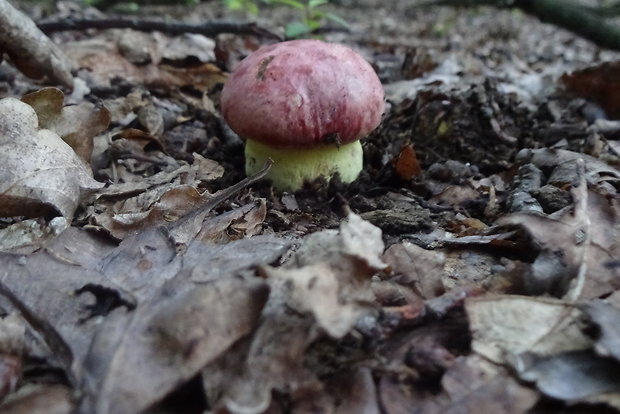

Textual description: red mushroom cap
[221,39,384,149]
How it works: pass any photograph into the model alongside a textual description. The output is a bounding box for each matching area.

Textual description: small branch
[37,18,282,40]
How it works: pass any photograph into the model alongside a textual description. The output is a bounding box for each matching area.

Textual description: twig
[166,160,273,252]
[37,18,282,40]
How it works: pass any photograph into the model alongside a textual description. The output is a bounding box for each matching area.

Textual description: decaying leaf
[62,34,226,91]
[93,156,225,240]
[382,242,445,299]
[581,300,620,362]
[379,354,539,414]
[0,98,103,220]
[515,350,620,408]
[21,88,111,164]
[0,384,74,414]
[204,213,386,413]
[0,217,68,253]
[80,276,269,414]
[438,355,539,413]
[561,61,620,119]
[466,295,592,364]
[498,185,620,300]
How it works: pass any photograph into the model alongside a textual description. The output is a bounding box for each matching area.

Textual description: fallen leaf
[21,88,111,164]
[205,213,385,414]
[498,186,620,299]
[562,61,620,119]
[0,98,103,220]
[515,350,620,408]
[0,384,74,414]
[80,276,269,414]
[382,242,445,299]
[0,217,69,253]
[438,355,539,413]
[393,144,421,180]
[466,295,592,364]
[581,300,620,362]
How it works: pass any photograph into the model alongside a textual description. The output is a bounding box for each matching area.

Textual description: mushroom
[220,39,384,191]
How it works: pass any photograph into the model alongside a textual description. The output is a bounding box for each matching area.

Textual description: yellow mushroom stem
[244,139,363,191]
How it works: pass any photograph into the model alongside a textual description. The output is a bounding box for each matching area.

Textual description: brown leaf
[393,144,421,180]
[438,355,539,413]
[205,214,385,413]
[561,61,620,119]
[382,242,445,299]
[466,295,592,364]
[324,369,380,414]
[0,385,74,414]
[498,187,620,299]
[21,88,110,164]
[581,300,620,362]
[63,35,226,91]
[81,276,269,414]
[515,351,620,407]
[0,98,103,219]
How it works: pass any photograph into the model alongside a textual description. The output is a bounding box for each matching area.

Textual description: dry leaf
[393,144,421,180]
[382,242,445,299]
[21,88,111,164]
[581,300,620,362]
[466,295,592,364]
[80,276,268,414]
[205,213,385,414]
[0,98,103,219]
[515,350,620,408]
[562,61,620,119]
[498,187,620,299]
[0,384,74,414]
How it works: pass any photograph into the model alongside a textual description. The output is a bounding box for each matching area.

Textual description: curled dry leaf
[210,213,386,414]
[465,295,592,365]
[21,88,111,164]
[93,156,224,240]
[264,212,386,337]
[0,98,103,219]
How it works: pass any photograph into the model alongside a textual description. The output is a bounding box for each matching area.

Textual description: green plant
[223,0,349,38]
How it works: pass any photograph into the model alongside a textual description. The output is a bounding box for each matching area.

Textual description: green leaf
[285,21,313,38]
[325,11,350,28]
[308,0,329,8]
[268,0,306,9]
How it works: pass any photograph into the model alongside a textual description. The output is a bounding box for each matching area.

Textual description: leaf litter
[2,0,620,413]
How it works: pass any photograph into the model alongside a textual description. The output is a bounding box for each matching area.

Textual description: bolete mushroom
[221,39,384,191]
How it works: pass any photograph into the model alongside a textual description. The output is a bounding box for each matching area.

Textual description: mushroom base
[245,139,363,191]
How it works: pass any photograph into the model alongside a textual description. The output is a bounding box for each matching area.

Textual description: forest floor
[1,1,620,413]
